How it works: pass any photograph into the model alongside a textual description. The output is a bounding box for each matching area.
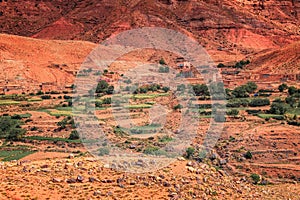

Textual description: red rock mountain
[0,0,299,88]
[0,0,299,56]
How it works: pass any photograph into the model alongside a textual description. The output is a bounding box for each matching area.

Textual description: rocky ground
[0,155,300,200]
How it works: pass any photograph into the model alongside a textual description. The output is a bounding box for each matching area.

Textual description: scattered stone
[89,177,99,183]
[220,159,227,165]
[66,178,77,184]
[143,182,149,186]
[129,180,136,185]
[177,157,185,161]
[68,154,75,159]
[159,174,165,179]
[163,181,171,187]
[103,164,110,168]
[93,190,101,196]
[77,175,84,182]
[52,178,62,183]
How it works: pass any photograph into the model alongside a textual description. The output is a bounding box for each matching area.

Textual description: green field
[257,114,283,119]
[0,150,35,161]
[27,97,42,102]
[0,100,20,105]
[124,104,153,109]
[111,93,169,100]
[25,136,81,143]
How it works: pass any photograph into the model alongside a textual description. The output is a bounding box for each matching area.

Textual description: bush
[63,95,72,100]
[159,58,166,65]
[217,63,226,68]
[192,84,210,96]
[98,147,110,156]
[143,146,167,156]
[185,147,195,159]
[269,102,288,115]
[173,104,183,110]
[232,86,249,98]
[95,80,109,94]
[41,95,51,100]
[0,115,26,141]
[158,66,170,73]
[287,121,300,126]
[246,109,261,115]
[249,98,270,107]
[244,151,253,159]
[162,86,170,92]
[227,109,239,116]
[288,86,298,95]
[69,130,80,140]
[102,98,111,105]
[244,82,258,93]
[278,83,288,92]
[36,90,44,95]
[250,173,260,184]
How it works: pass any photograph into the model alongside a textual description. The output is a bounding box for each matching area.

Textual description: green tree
[278,83,288,92]
[0,116,26,141]
[244,82,257,93]
[288,86,297,95]
[232,86,249,98]
[95,80,109,94]
[193,84,209,96]
[269,102,288,115]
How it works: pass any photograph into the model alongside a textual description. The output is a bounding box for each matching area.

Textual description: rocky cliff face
[0,0,299,58]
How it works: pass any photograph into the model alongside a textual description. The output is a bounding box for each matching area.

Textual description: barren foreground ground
[0,156,300,200]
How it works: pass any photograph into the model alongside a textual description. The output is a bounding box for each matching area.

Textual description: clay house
[3,84,23,94]
[40,82,57,92]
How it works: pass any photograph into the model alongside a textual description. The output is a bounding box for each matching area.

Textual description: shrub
[98,147,110,156]
[244,82,258,93]
[192,84,210,96]
[159,58,166,65]
[158,66,169,73]
[30,126,38,131]
[41,95,51,100]
[95,80,109,94]
[0,115,26,141]
[173,104,183,110]
[102,98,111,105]
[250,173,260,184]
[162,86,170,92]
[217,63,226,68]
[63,95,72,100]
[249,98,270,107]
[36,90,44,95]
[143,146,167,156]
[288,86,298,95]
[232,86,249,98]
[185,147,195,159]
[269,102,288,115]
[278,83,288,92]
[227,109,239,116]
[69,130,80,140]
[287,121,300,126]
[244,151,253,159]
